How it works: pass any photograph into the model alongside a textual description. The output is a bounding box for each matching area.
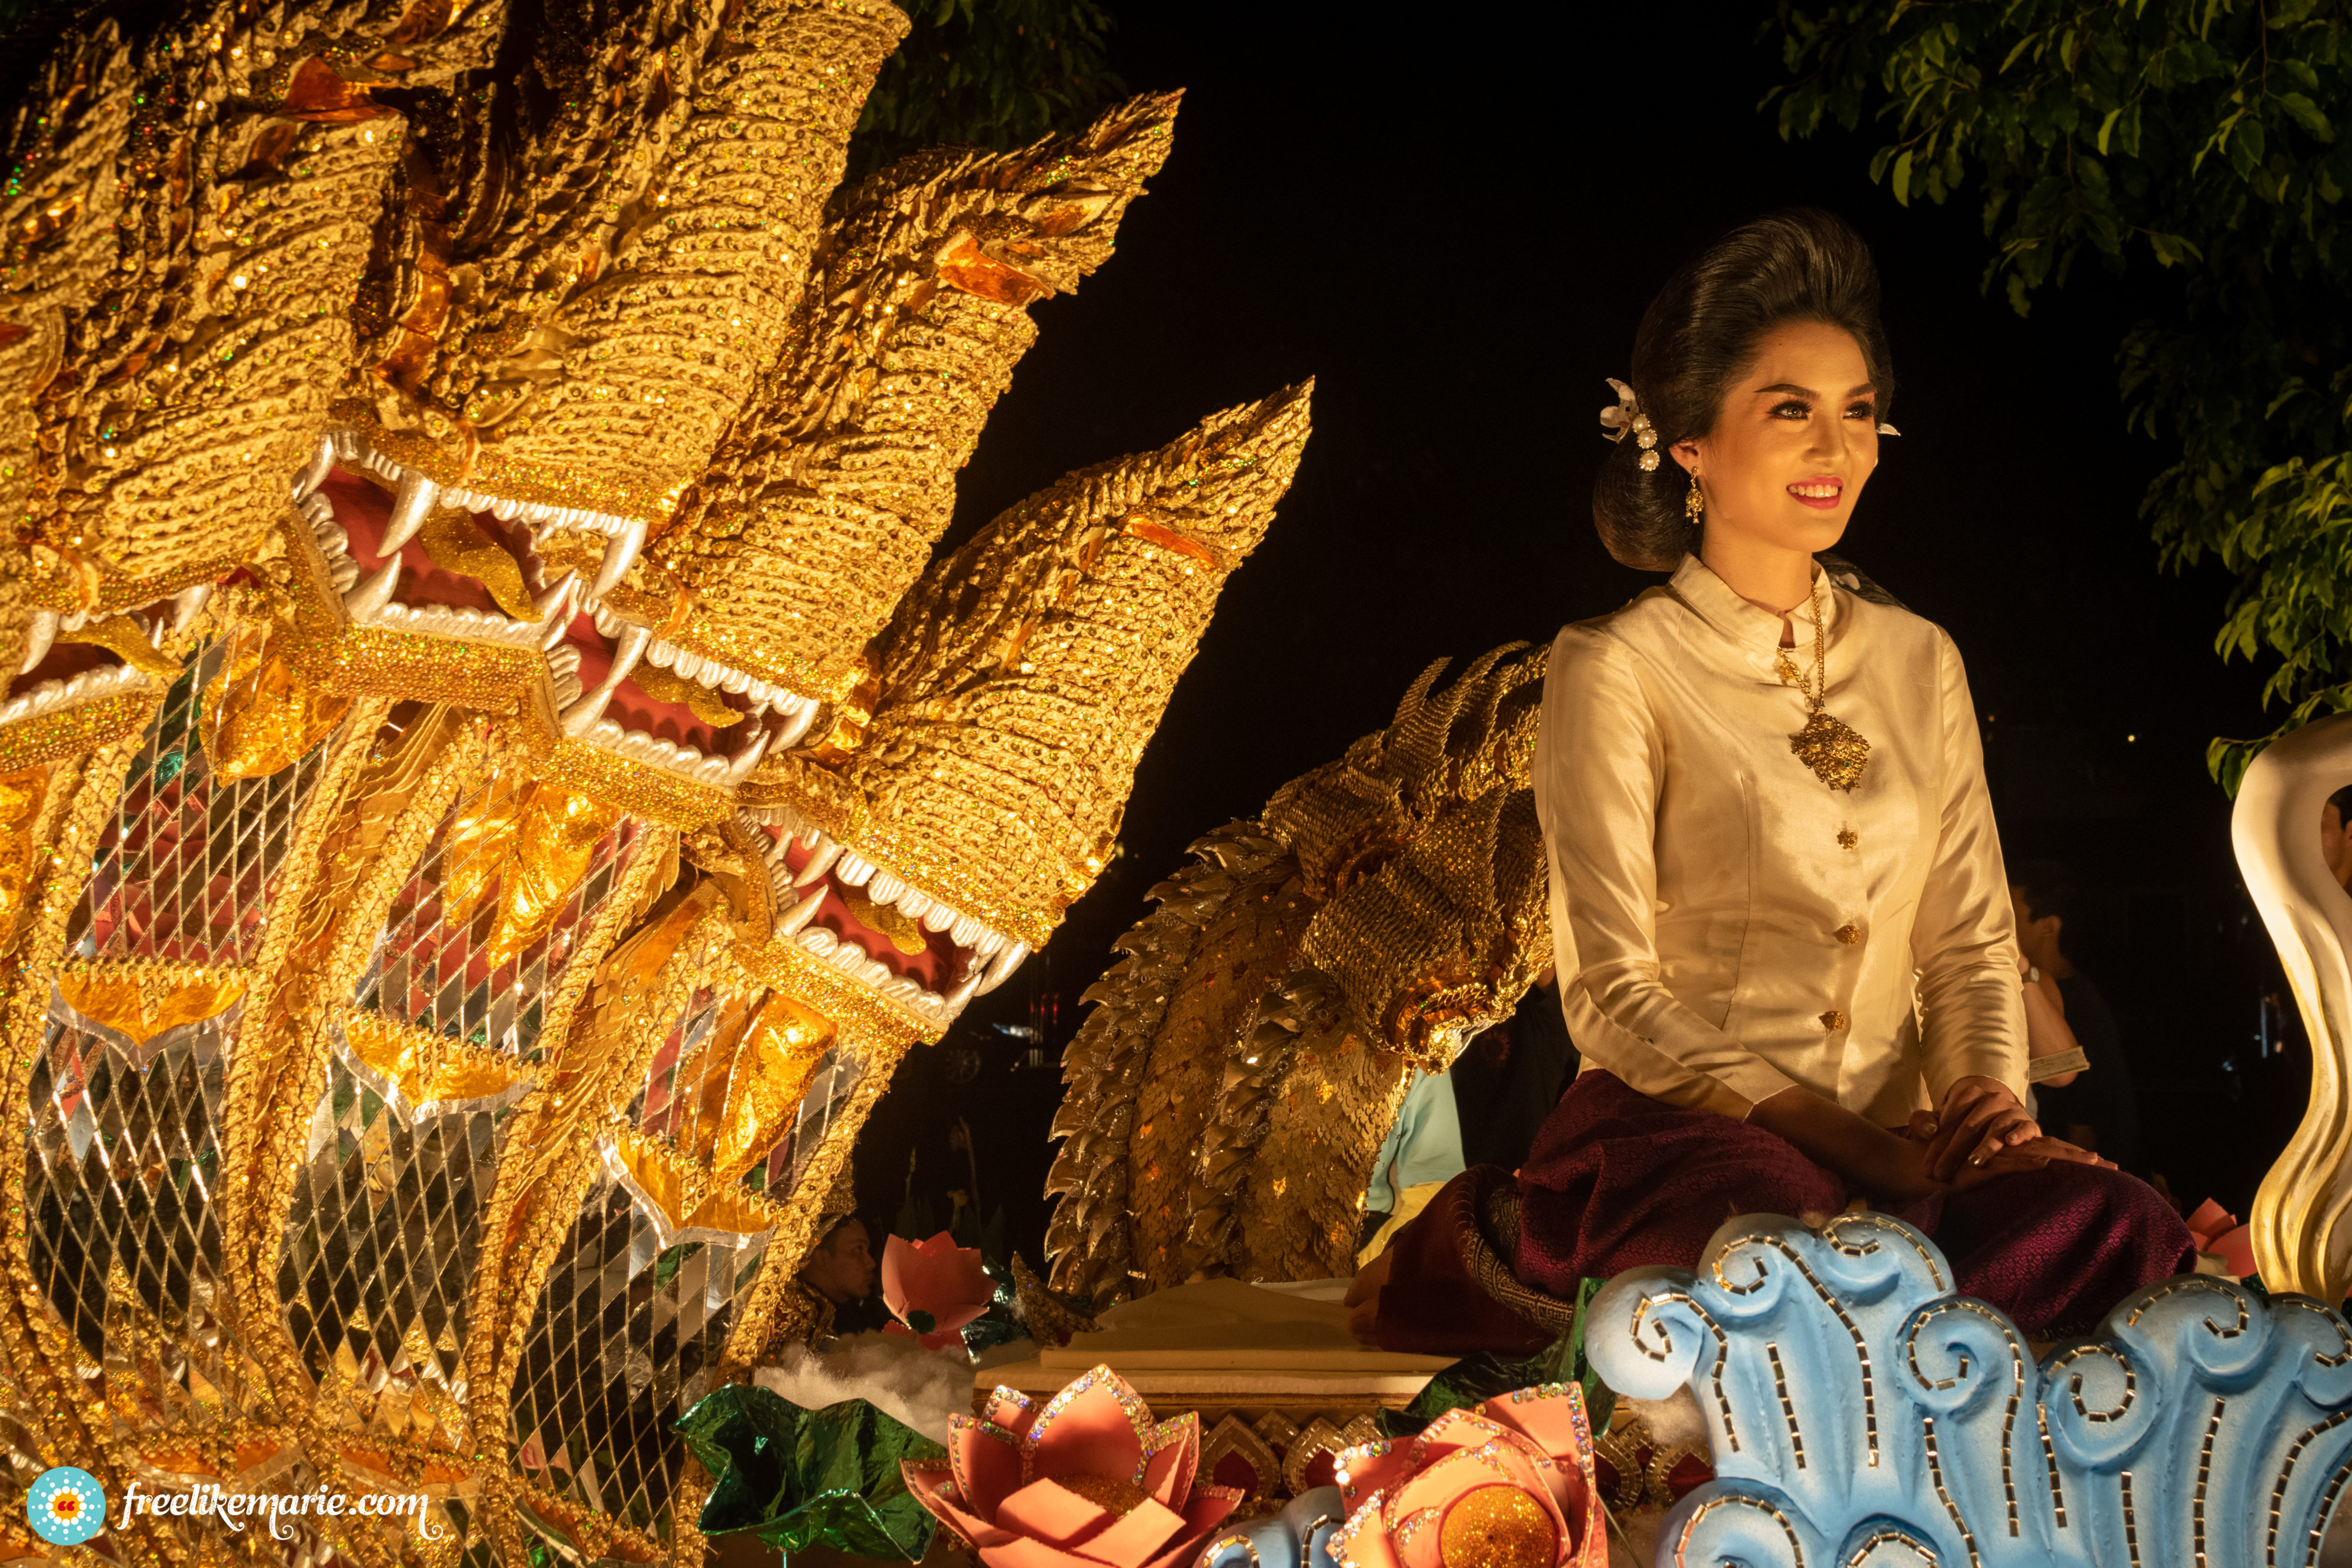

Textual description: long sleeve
[1909,631,2029,1103]
[1536,627,1796,1119]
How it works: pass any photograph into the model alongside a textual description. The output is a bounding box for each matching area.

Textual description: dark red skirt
[1380,1069,2198,1349]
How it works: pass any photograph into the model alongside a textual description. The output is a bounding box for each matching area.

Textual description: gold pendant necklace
[1781,578,1871,792]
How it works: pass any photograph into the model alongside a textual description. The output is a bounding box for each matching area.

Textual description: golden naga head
[0,0,1316,1052]
[0,0,502,767]
[728,382,1314,1038]
[1047,645,1551,1300]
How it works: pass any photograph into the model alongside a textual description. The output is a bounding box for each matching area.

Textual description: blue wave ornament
[1585,1212,2352,1567]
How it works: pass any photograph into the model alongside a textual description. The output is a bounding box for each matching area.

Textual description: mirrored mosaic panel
[747,1045,862,1199]
[354,808,641,1060]
[277,1045,519,1449]
[68,647,330,968]
[24,1009,263,1431]
[628,989,720,1151]
[507,1176,768,1537]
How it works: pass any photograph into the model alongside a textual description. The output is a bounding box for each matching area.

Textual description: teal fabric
[1364,1067,1464,1212]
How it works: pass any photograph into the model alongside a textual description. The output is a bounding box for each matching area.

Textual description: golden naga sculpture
[0,0,1311,1559]
[1046,644,1551,1305]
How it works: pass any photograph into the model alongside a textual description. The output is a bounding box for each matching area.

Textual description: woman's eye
[1770,400,1810,419]
[1845,403,1876,420]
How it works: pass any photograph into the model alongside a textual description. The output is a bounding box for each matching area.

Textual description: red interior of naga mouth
[8,637,124,700]
[326,468,509,617]
[770,830,968,994]
[325,466,749,756]
[555,611,751,757]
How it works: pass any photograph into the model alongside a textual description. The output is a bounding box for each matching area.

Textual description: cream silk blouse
[1534,554,2027,1125]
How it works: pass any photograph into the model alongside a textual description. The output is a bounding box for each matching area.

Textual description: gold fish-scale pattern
[0,26,138,669]
[647,92,1181,702]
[1043,823,1290,1305]
[8,0,495,624]
[844,382,1313,950]
[348,0,907,524]
[1230,978,1410,1282]
[1120,858,1318,1293]
[1047,646,1558,1299]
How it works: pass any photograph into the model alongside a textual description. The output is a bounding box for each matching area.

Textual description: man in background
[2321,783,2352,892]
[796,1213,891,1334]
[2012,860,2143,1175]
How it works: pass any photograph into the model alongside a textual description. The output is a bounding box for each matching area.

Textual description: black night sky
[856,2,2307,1263]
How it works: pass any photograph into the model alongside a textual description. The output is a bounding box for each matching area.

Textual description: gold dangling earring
[1685,467,1705,523]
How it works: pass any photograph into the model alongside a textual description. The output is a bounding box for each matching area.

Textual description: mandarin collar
[1666,553,1845,684]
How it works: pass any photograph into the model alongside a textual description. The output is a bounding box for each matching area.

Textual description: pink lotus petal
[883,1231,997,1335]
[1071,1496,1188,1567]
[2186,1198,2237,1244]
[950,1413,1027,1523]
[903,1462,1018,1549]
[1136,1487,1242,1568]
[1334,1493,1403,1568]
[2212,1223,2257,1279]
[1141,1413,1198,1507]
[984,1386,1041,1438]
[997,1479,1115,1549]
[1023,1367,1152,1486]
[977,1536,1099,1568]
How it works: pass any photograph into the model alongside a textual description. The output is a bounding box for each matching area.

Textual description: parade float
[7,0,2352,1565]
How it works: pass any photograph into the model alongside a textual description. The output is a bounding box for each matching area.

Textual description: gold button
[1820,1010,1847,1031]
[1835,924,1861,945]
[1838,828,1859,850]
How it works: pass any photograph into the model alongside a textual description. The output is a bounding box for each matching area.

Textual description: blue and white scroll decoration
[1586,1211,2352,1567]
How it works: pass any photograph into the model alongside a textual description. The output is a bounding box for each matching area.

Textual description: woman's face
[1674,320,1880,560]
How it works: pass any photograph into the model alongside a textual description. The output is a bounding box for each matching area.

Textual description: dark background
[856,1,2310,1266]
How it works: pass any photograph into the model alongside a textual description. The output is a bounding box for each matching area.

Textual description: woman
[1354,210,2193,1351]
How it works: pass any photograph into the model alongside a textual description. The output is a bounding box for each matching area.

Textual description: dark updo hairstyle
[1594,208,1895,571]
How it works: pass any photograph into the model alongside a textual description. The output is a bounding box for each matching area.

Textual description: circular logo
[26,1467,106,1546]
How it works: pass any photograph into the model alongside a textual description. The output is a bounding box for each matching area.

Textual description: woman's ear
[1671,439,1700,474]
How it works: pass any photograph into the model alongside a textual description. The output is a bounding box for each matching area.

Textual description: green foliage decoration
[1768,0,2352,791]
[678,1382,947,1562]
[848,0,1123,179]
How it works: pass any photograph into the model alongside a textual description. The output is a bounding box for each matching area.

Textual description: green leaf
[2280,92,2335,141]
[679,1384,947,1561]
[1893,148,1915,205]
[2098,106,2124,155]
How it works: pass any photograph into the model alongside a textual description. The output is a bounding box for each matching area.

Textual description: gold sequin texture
[1821,1010,1849,1032]
[0,0,1314,1559]
[1436,1484,1556,1568]
[1836,924,1862,945]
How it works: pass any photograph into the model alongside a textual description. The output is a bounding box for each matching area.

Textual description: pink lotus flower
[2187,1198,2257,1279]
[902,1366,1242,1568]
[1330,1384,1605,1568]
[881,1231,996,1350]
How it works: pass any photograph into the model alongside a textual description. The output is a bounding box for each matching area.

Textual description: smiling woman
[1356,209,2200,1352]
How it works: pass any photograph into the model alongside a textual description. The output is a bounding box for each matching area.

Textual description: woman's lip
[1788,477,1843,511]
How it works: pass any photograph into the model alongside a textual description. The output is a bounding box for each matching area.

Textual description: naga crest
[1046,643,1552,1305]
[0,0,1309,1562]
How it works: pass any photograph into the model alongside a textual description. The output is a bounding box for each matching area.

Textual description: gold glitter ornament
[202,624,355,777]
[1436,1485,1556,1568]
[1782,577,1871,792]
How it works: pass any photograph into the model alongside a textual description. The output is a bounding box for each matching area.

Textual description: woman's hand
[1919,1076,2039,1182]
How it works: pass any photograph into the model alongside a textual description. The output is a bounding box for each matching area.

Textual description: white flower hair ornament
[1598,378,1661,472]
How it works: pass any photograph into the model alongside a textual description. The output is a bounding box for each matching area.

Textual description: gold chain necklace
[1773,578,1872,792]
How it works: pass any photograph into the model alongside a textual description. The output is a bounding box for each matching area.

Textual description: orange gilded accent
[933,230,1055,307]
[56,971,249,1045]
